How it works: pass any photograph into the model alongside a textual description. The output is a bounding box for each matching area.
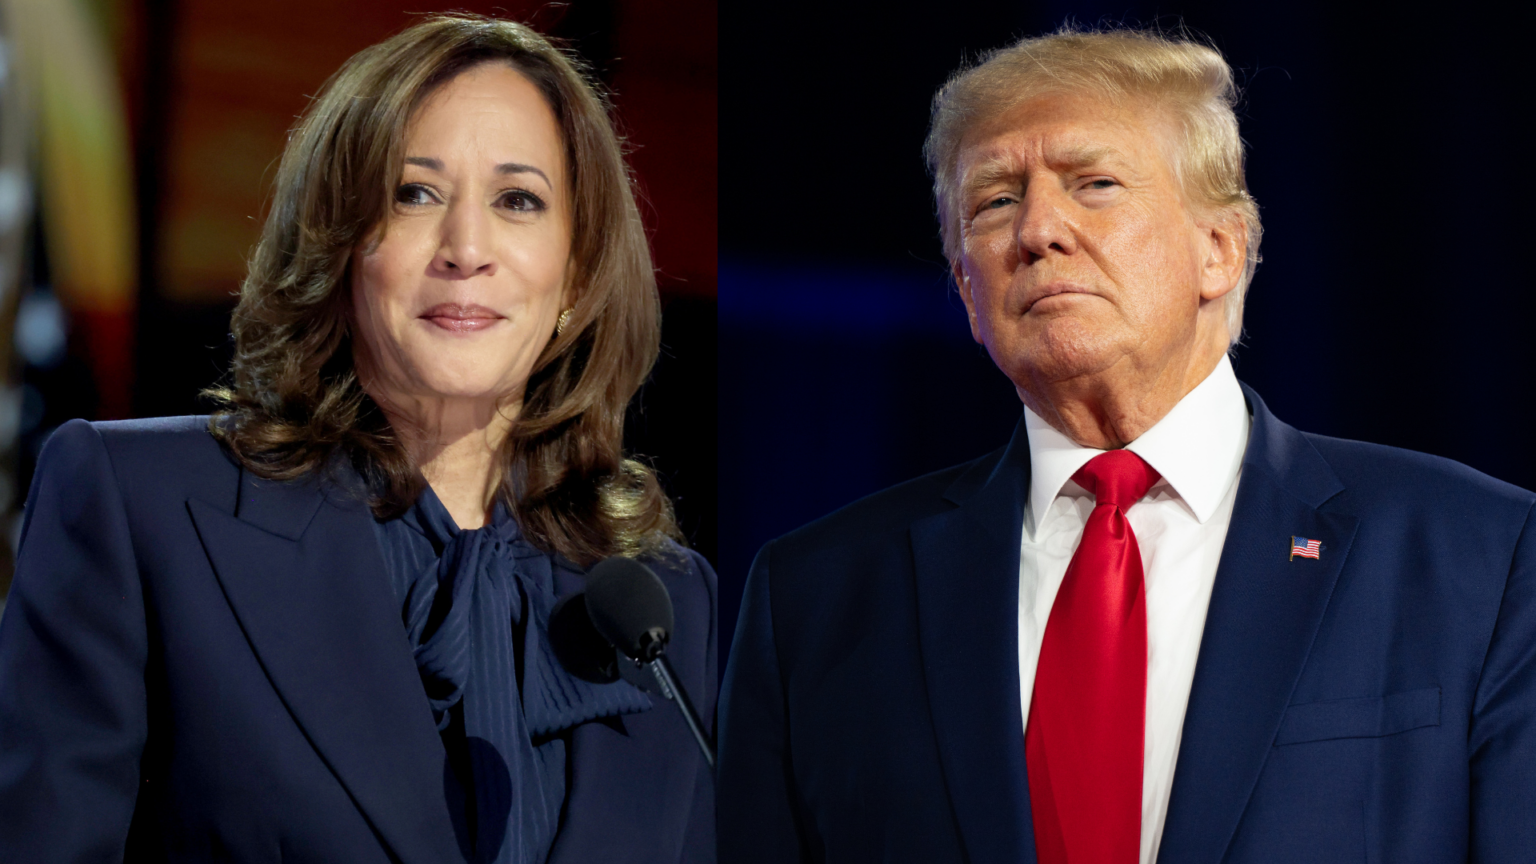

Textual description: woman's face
[351,62,571,418]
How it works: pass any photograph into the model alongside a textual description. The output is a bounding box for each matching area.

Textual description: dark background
[718,2,1534,669]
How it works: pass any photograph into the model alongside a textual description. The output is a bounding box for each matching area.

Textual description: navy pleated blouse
[372,486,652,864]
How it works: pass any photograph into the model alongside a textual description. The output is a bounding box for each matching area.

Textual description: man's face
[951,91,1238,401]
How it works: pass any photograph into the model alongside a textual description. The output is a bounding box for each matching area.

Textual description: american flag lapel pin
[1290,536,1322,561]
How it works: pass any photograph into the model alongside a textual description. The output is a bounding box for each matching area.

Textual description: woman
[0,15,714,863]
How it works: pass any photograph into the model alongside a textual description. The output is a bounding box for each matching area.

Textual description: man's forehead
[962,140,1123,175]
[955,94,1167,184]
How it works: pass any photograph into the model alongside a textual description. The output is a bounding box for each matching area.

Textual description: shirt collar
[1023,354,1251,536]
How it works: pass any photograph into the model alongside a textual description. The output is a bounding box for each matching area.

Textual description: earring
[556,308,573,335]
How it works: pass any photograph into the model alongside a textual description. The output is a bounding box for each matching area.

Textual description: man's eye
[982,196,1016,211]
[1084,179,1116,190]
[394,184,436,206]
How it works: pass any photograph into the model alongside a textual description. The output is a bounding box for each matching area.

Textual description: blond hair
[924,26,1262,344]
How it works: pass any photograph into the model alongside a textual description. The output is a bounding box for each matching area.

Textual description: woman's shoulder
[45,414,217,450]
[36,415,237,501]
[641,540,717,600]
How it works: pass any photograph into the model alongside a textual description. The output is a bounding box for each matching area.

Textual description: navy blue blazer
[718,385,1536,863]
[0,417,716,863]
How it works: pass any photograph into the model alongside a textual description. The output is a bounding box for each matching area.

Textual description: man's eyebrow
[1053,145,1119,170]
[403,157,552,189]
[962,158,1020,194]
[960,144,1124,194]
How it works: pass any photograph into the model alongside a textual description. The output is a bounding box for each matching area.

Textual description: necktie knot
[1072,449,1160,510]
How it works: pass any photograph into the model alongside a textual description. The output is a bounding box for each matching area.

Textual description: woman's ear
[559,255,583,322]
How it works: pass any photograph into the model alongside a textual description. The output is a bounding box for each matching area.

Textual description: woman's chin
[371,369,522,411]
[390,346,531,403]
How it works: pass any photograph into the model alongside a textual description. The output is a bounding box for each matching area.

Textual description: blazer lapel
[1157,385,1359,864]
[187,468,460,864]
[911,417,1038,864]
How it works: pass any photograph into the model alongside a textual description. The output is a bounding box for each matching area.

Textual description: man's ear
[1199,212,1247,303]
[953,258,984,343]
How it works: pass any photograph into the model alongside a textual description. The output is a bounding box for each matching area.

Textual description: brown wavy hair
[207,14,679,564]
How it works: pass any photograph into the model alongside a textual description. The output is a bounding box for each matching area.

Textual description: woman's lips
[419,303,503,332]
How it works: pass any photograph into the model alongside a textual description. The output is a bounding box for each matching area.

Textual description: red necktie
[1026,449,1160,864]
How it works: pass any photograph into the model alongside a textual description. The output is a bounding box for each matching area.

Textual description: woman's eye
[499,190,548,212]
[394,184,437,206]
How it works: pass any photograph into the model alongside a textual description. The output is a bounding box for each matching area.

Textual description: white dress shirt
[1017,355,1251,864]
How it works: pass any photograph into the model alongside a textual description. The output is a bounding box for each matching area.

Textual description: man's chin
[990,321,1121,386]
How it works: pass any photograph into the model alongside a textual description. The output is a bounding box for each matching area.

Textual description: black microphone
[557,557,715,769]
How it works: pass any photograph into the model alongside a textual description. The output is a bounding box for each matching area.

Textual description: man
[718,27,1536,864]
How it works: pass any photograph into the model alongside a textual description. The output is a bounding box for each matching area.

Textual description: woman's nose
[432,201,498,277]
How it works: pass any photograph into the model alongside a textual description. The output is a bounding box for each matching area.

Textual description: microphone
[551,557,715,769]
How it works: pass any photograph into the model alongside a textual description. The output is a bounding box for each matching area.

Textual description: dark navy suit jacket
[0,417,716,863]
[718,385,1536,863]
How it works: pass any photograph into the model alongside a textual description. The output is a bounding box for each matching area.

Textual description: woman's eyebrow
[496,162,551,188]
[402,156,552,190]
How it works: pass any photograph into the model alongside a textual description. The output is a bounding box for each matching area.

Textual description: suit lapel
[1157,385,1358,864]
[187,468,460,864]
[911,418,1038,864]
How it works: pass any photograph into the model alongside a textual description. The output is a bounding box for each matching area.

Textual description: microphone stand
[641,654,716,770]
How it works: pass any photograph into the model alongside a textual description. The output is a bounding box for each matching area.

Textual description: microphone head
[584,557,675,661]
[548,591,620,683]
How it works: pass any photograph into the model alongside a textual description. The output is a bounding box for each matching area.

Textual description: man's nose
[1014,184,1077,263]
[433,201,498,277]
